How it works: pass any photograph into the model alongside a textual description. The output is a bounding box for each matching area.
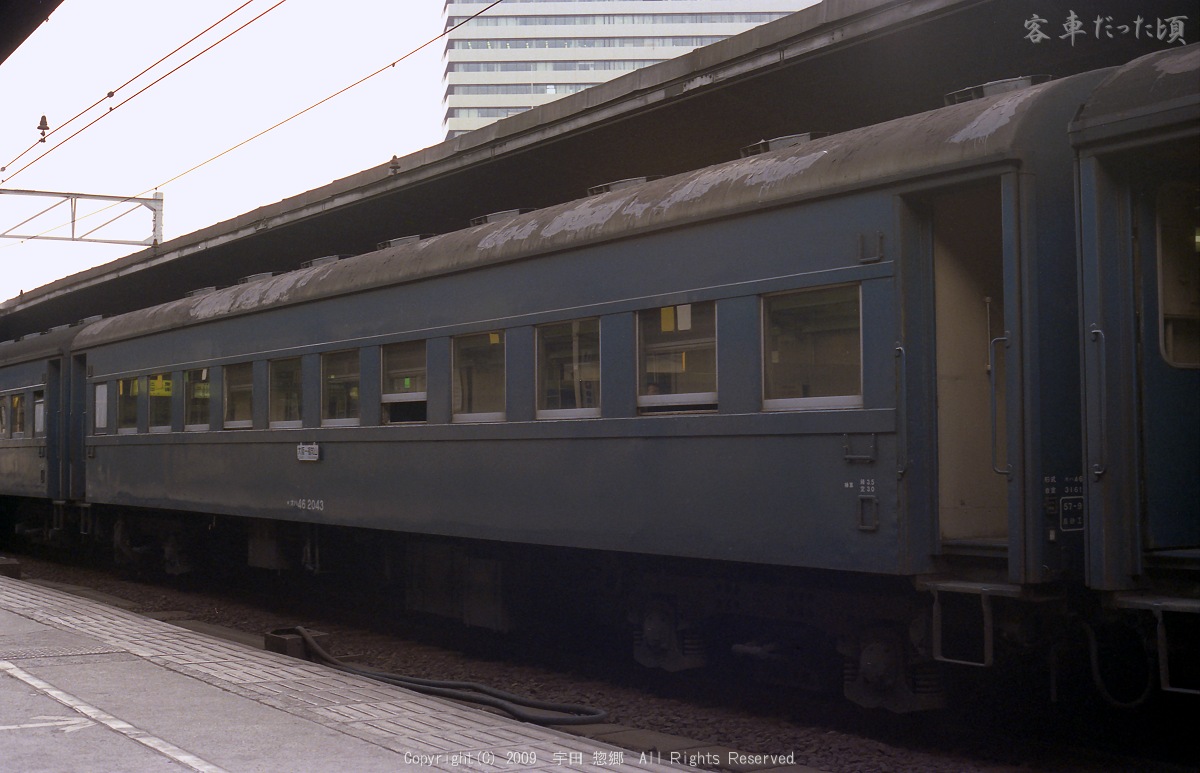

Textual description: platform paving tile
[242,680,406,706]
[309,701,414,722]
[1,576,694,772]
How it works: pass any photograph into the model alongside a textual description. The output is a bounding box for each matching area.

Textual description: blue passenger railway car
[1,46,1196,711]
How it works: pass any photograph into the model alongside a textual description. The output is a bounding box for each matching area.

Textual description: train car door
[930,181,1015,561]
[1134,179,1199,553]
[69,353,88,502]
[1080,159,1200,587]
[44,358,63,501]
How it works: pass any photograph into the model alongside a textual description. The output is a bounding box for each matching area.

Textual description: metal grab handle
[989,335,1012,477]
[894,344,907,479]
[1089,325,1107,480]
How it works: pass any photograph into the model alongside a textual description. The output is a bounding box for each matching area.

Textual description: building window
[33,390,45,436]
[453,331,505,421]
[270,358,303,428]
[637,302,716,412]
[117,378,138,433]
[92,384,108,433]
[1158,182,1200,367]
[763,285,863,410]
[537,319,599,418]
[148,373,172,432]
[322,351,360,426]
[223,363,253,429]
[0,395,7,437]
[184,369,210,430]
[382,341,427,424]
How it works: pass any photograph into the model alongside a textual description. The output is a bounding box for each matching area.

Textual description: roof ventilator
[586,176,661,196]
[740,132,827,158]
[376,235,435,250]
[237,272,276,285]
[185,287,217,298]
[300,255,345,269]
[944,75,1051,105]
[470,209,531,227]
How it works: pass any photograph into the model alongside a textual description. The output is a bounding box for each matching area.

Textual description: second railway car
[1,46,1196,711]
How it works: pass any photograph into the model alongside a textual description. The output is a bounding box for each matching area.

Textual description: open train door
[929,180,1018,568]
[1074,48,1200,590]
[1074,46,1199,697]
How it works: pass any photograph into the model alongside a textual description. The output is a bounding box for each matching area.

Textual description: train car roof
[74,67,1110,351]
[0,323,85,366]
[1070,43,1200,148]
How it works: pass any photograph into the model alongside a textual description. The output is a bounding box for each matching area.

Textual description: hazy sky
[0,0,447,302]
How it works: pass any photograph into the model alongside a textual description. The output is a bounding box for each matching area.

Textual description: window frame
[183,369,211,432]
[223,363,254,429]
[761,284,864,412]
[536,318,601,420]
[269,358,304,429]
[92,383,109,434]
[116,377,139,434]
[33,390,45,437]
[10,393,25,438]
[452,331,506,423]
[147,372,173,433]
[321,350,361,427]
[1156,181,1200,369]
[636,302,718,413]
[381,340,428,425]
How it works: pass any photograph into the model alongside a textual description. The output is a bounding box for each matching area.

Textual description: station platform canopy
[1,0,1194,339]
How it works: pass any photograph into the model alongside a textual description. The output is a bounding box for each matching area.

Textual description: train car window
[223,363,253,429]
[453,331,505,422]
[11,394,24,438]
[184,369,210,431]
[637,302,717,413]
[762,284,863,410]
[321,350,360,426]
[1158,183,1200,368]
[148,373,172,432]
[33,391,45,436]
[93,384,108,433]
[537,318,600,419]
[0,395,7,437]
[117,378,138,434]
[269,358,303,428]
[381,341,427,423]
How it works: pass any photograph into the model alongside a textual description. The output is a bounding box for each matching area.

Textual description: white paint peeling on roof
[189,266,325,320]
[653,150,828,212]
[741,150,828,188]
[541,194,634,238]
[949,85,1046,143]
[478,218,540,250]
[1154,45,1200,75]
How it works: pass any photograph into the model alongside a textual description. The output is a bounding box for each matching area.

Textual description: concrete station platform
[0,564,817,772]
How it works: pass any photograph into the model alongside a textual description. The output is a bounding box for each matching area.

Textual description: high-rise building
[442,1,819,138]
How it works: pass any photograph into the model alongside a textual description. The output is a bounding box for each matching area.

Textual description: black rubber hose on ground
[288,626,609,726]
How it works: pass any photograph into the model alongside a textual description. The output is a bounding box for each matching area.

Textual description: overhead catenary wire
[153,0,507,191]
[1,0,262,175]
[1,0,291,185]
[0,0,507,251]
